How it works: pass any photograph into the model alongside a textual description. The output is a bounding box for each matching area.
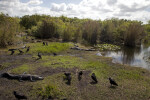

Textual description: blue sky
[0,0,150,23]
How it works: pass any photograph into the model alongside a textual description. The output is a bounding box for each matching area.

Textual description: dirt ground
[0,49,99,100]
[1,47,150,100]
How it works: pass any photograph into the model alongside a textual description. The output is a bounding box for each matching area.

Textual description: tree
[20,14,42,29]
[62,23,75,42]
[124,22,145,47]
[82,20,100,45]
[36,18,57,39]
[100,20,115,44]
[0,13,20,47]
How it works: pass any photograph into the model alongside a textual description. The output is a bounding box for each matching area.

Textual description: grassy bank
[0,42,150,100]
[26,42,73,54]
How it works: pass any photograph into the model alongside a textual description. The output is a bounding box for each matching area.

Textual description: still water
[102,44,150,69]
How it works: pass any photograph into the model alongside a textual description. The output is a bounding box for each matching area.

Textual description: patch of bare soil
[0,54,35,73]
[36,67,83,76]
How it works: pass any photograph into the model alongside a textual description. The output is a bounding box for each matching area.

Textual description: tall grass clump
[35,84,64,99]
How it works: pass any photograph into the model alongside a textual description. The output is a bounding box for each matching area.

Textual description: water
[102,44,150,69]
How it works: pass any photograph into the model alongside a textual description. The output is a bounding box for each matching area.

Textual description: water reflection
[122,46,141,65]
[102,44,150,69]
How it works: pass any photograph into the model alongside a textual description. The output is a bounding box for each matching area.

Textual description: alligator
[0,72,44,82]
[70,46,96,51]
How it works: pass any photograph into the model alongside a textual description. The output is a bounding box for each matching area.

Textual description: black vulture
[8,49,16,51]
[26,46,30,52]
[53,53,57,56]
[64,72,71,85]
[66,75,71,85]
[8,49,16,55]
[78,71,83,81]
[46,96,54,100]
[109,78,118,86]
[64,72,71,77]
[91,73,98,83]
[11,50,15,55]
[79,71,83,76]
[38,52,42,59]
[43,42,45,46]
[13,91,27,100]
[61,98,67,100]
[46,42,48,46]
[18,49,24,54]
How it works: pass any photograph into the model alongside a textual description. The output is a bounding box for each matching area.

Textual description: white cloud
[0,0,150,23]
[107,0,117,5]
[28,0,43,5]
[51,3,67,12]
[0,0,49,16]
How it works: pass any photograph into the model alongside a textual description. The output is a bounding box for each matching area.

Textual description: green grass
[42,55,83,68]
[0,62,11,70]
[26,42,73,54]
[41,55,110,78]
[116,69,143,80]
[40,55,147,81]
[10,64,34,74]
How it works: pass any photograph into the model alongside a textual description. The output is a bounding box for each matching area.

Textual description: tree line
[0,13,150,47]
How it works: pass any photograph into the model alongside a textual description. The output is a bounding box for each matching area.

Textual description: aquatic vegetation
[96,44,121,51]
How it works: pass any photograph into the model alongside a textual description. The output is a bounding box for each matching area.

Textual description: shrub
[33,18,65,39]
[0,13,20,47]
[36,84,63,99]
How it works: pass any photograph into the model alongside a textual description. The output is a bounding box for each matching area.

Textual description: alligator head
[1,73,10,78]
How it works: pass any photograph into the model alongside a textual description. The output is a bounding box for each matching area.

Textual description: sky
[0,0,150,23]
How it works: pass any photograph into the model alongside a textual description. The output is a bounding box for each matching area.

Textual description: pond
[102,44,150,69]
